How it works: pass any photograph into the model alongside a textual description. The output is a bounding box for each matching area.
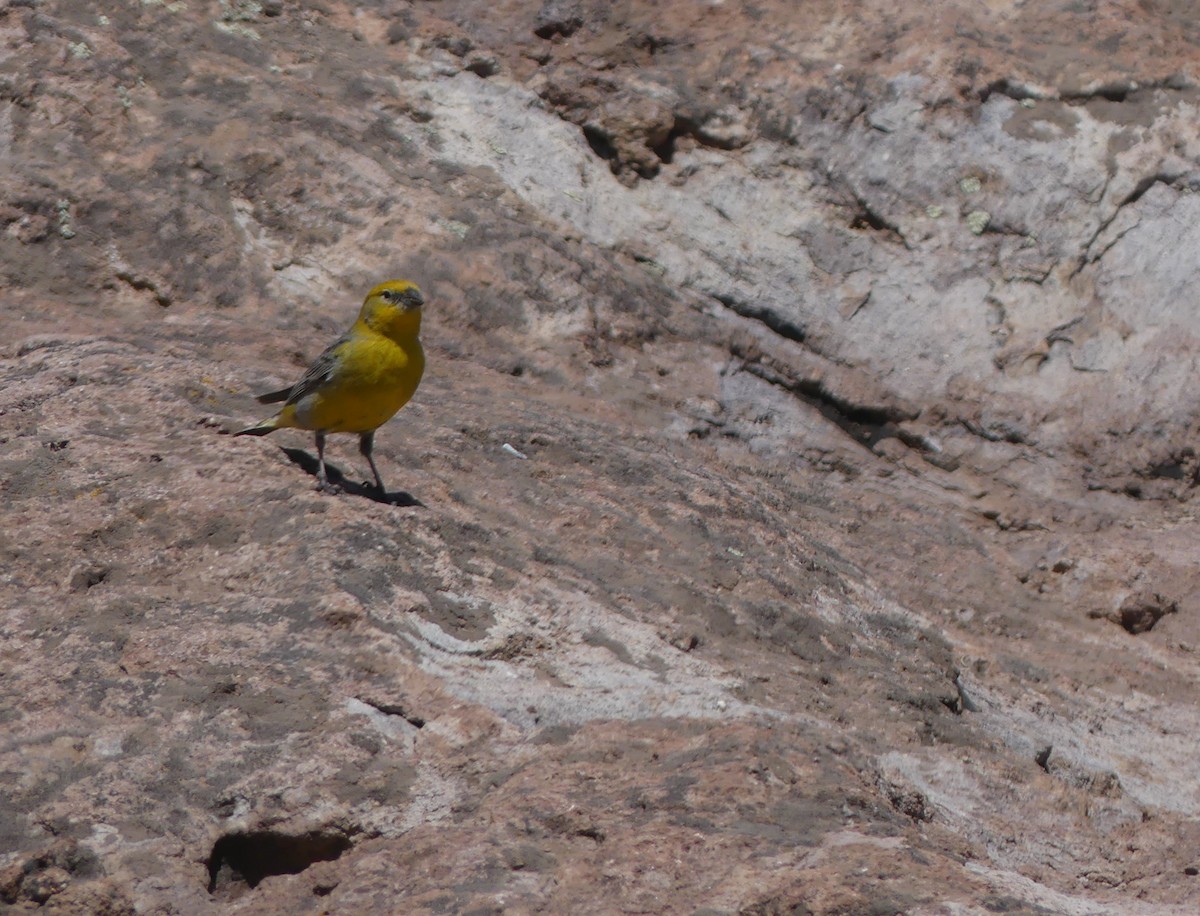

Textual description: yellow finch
[237,279,426,495]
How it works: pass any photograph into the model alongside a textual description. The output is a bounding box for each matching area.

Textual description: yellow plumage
[237,279,426,495]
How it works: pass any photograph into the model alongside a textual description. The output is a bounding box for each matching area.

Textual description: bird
[237,279,426,496]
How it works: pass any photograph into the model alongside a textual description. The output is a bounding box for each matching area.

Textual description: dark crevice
[838,185,909,247]
[1035,746,1053,771]
[1119,171,1178,210]
[983,74,1191,105]
[978,219,1033,240]
[533,8,584,40]
[633,32,674,57]
[1134,447,1200,489]
[115,269,172,307]
[357,695,426,729]
[1062,82,1137,103]
[979,78,1042,103]
[1070,223,1129,280]
[954,675,980,713]
[569,104,749,179]
[1072,171,1179,278]
[464,57,499,78]
[1147,460,1186,481]
[1018,261,1056,286]
[721,318,924,454]
[207,830,352,894]
[737,357,913,453]
[938,669,973,715]
[581,123,616,163]
[1046,316,1082,346]
[651,116,697,165]
[654,112,751,160]
[849,207,891,234]
[713,292,807,344]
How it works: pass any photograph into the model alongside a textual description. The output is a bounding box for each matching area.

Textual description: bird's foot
[316,478,342,494]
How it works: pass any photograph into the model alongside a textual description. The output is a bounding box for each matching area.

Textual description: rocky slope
[2,1,1200,913]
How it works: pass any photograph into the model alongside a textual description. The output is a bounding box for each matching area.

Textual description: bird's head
[359,279,425,338]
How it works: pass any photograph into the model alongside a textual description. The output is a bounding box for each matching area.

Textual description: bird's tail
[255,387,292,405]
[235,417,280,437]
[235,386,292,436]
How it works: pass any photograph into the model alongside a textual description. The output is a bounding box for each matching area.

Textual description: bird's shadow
[280,447,424,507]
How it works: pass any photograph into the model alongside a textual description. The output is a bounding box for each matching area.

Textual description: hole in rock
[207,830,351,895]
[582,124,616,162]
[651,116,696,165]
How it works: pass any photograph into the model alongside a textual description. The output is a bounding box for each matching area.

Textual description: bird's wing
[280,335,349,406]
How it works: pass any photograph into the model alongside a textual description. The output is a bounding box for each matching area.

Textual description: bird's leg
[315,430,339,493]
[359,431,387,496]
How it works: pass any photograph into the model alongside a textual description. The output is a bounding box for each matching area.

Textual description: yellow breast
[289,332,425,434]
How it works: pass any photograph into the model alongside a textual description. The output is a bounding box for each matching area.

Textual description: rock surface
[3,0,1200,913]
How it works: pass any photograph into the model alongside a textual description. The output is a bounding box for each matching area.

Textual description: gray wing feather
[282,335,348,406]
